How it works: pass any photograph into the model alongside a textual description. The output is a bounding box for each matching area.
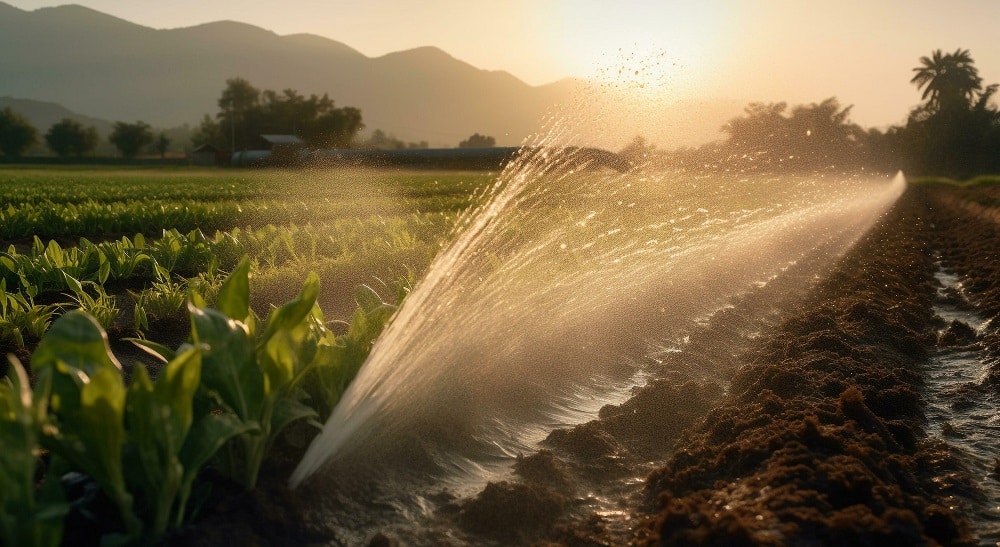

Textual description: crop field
[0,166,491,349]
[0,164,497,545]
[4,164,1000,546]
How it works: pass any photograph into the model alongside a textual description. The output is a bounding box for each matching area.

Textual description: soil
[45,182,1000,545]
[429,183,1000,545]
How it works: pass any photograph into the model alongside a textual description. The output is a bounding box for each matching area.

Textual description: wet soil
[437,184,1000,545]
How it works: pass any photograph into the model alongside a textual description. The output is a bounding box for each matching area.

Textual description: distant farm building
[261,134,305,165]
[189,143,229,166]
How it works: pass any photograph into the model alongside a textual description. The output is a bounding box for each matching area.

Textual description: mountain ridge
[0,3,577,147]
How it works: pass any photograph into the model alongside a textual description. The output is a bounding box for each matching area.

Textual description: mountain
[0,2,587,148]
[0,3,738,149]
[0,96,114,136]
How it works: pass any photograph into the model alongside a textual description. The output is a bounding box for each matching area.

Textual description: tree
[904,49,1000,177]
[719,97,864,170]
[153,132,170,158]
[458,133,495,148]
[218,77,260,151]
[45,118,99,157]
[208,79,365,150]
[109,121,154,159]
[0,107,38,158]
[192,114,224,149]
[911,48,983,114]
[618,135,657,167]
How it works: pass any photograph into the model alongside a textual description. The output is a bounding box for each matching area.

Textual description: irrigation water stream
[289,123,907,540]
[927,264,1000,542]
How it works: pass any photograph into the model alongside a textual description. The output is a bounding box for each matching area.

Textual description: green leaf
[189,303,261,421]
[354,284,384,314]
[260,272,320,344]
[31,312,139,539]
[216,256,250,321]
[257,274,320,390]
[32,311,122,376]
[175,412,256,525]
[125,348,202,536]
[269,396,317,444]
[126,338,176,363]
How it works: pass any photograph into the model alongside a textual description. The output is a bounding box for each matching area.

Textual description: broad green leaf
[60,271,84,298]
[175,412,257,523]
[262,273,320,339]
[32,311,122,376]
[216,256,250,321]
[78,365,128,493]
[189,303,261,421]
[125,348,202,536]
[126,338,176,363]
[97,253,111,285]
[269,396,317,443]
[258,274,320,390]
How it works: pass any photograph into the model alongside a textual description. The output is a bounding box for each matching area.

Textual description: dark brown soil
[442,184,1000,546]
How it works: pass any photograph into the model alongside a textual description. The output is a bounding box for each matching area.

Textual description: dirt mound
[643,190,977,545]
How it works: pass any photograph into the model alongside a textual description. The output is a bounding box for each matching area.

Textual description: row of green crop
[0,260,396,546]
[0,206,449,364]
[0,168,487,206]
[0,196,470,240]
[0,219,444,347]
[4,219,447,295]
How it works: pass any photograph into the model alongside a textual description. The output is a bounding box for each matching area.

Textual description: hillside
[0,2,582,147]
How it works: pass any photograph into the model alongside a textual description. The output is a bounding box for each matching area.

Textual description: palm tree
[911,48,983,112]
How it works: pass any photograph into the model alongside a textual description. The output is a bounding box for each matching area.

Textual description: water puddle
[927,265,1000,543]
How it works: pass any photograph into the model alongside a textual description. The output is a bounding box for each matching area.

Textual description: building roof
[191,143,226,153]
[261,134,304,145]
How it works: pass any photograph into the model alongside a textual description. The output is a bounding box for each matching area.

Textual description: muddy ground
[153,182,1000,546]
[439,183,1000,546]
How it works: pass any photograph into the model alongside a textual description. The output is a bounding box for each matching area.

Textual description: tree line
[620,48,999,179]
[3,49,994,174]
[0,112,167,160]
[0,76,497,160]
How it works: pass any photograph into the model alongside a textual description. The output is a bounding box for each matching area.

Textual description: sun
[544,2,730,101]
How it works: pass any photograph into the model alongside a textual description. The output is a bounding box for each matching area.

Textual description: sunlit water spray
[291,103,906,490]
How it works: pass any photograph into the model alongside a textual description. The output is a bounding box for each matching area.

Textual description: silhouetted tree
[719,97,864,171]
[0,107,38,158]
[153,132,170,158]
[458,133,495,148]
[45,118,99,157]
[911,49,983,114]
[193,114,224,149]
[209,78,364,150]
[618,135,657,168]
[218,77,260,151]
[903,49,1000,177]
[109,121,154,159]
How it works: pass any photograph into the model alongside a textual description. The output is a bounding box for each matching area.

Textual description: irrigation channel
[274,125,920,543]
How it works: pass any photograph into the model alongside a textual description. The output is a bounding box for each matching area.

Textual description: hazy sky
[7,0,1000,130]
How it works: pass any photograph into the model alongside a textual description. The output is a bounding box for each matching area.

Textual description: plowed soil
[446,183,1000,546]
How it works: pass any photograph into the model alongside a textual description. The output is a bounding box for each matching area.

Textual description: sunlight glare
[546,2,728,100]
